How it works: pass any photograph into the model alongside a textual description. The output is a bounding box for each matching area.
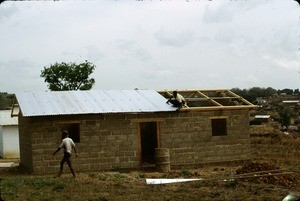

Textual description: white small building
[0,110,19,158]
[282,100,299,104]
[254,115,271,123]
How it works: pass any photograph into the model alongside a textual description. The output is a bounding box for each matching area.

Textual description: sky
[0,0,299,93]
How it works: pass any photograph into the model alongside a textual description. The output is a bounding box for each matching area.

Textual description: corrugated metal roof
[254,115,271,119]
[15,90,177,117]
[282,100,299,103]
[0,110,18,126]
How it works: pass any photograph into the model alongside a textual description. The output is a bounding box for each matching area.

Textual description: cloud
[0,1,299,92]
[0,59,46,92]
[207,73,221,79]
[232,74,261,88]
[272,29,298,53]
[84,46,106,63]
[263,55,300,71]
[114,39,135,51]
[214,30,236,43]
[154,28,195,47]
[142,65,178,80]
[203,1,271,24]
[244,74,260,84]
[111,39,151,62]
[272,58,300,71]
[134,48,151,62]
[203,4,233,23]
[0,3,19,19]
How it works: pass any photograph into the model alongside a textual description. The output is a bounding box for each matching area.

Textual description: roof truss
[11,96,19,117]
[158,89,255,111]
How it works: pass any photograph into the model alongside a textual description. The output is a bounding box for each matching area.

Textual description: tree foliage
[0,93,14,110]
[277,106,291,130]
[279,88,294,95]
[41,61,96,91]
[231,87,277,103]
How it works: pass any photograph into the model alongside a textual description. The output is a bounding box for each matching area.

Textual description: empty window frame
[60,123,80,143]
[211,118,227,136]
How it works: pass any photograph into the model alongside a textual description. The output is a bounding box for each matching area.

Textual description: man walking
[53,130,78,178]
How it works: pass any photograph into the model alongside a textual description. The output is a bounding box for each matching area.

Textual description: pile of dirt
[235,162,296,187]
[236,162,278,174]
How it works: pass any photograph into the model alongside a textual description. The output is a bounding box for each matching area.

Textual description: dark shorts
[169,100,183,108]
[63,152,72,160]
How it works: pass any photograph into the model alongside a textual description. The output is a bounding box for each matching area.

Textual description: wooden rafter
[226,90,254,106]
[10,96,19,117]
[196,91,223,106]
[157,89,256,111]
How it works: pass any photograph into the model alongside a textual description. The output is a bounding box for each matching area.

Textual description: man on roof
[166,91,187,108]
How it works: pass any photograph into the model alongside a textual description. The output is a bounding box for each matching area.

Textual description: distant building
[256,97,266,105]
[254,115,271,123]
[282,100,299,104]
[0,110,19,158]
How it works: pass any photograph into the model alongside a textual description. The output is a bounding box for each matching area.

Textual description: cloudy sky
[0,0,299,93]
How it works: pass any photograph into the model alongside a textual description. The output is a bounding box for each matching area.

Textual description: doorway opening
[139,122,159,165]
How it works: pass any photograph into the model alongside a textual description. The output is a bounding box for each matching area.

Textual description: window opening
[60,123,80,142]
[211,118,227,136]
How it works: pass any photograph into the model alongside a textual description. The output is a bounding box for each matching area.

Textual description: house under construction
[12,89,255,174]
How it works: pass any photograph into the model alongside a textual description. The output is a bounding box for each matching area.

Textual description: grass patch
[1,176,65,200]
[225,179,238,188]
[0,126,299,200]
[181,169,191,177]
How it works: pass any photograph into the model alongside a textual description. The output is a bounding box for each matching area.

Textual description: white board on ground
[146,178,204,185]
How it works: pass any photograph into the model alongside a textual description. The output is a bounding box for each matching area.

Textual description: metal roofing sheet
[282,100,299,103]
[254,115,271,119]
[15,90,177,117]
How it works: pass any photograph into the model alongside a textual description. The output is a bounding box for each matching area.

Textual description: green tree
[278,106,291,130]
[231,87,277,103]
[41,61,96,91]
[280,88,293,95]
[0,92,14,110]
[264,87,277,97]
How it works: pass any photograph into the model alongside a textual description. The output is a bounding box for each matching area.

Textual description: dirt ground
[0,125,299,201]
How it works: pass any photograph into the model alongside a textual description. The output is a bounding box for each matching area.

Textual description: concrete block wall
[19,109,251,174]
[75,114,140,172]
[159,109,251,166]
[21,114,141,174]
[19,115,33,172]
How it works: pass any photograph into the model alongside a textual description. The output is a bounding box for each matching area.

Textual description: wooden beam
[10,96,19,117]
[157,89,256,110]
[188,91,198,98]
[179,105,255,111]
[226,90,255,106]
[196,91,223,106]
[157,89,230,93]
[131,118,165,123]
[185,97,240,102]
